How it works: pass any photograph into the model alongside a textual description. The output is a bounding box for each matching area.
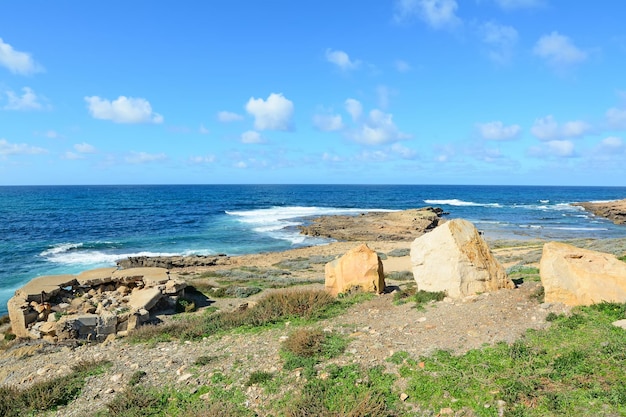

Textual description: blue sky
[1,0,626,186]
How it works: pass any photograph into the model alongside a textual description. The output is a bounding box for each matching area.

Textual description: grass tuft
[0,360,109,417]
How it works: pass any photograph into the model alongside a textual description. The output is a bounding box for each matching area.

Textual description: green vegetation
[128,370,147,386]
[174,297,196,313]
[280,328,349,377]
[99,385,254,417]
[128,289,341,343]
[0,360,110,417]
[385,270,414,281]
[387,248,410,257]
[396,302,626,416]
[194,266,323,290]
[245,370,274,387]
[507,265,541,284]
[285,364,399,417]
[618,254,626,262]
[393,287,446,309]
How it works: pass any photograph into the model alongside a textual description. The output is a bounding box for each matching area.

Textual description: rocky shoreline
[572,198,626,224]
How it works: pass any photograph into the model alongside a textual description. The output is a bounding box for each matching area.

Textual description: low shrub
[387,248,410,257]
[385,270,414,281]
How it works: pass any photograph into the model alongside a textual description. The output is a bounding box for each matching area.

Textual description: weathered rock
[299,207,445,241]
[128,288,163,311]
[572,199,626,225]
[410,219,514,298]
[325,244,385,297]
[76,267,117,286]
[540,242,626,306]
[112,267,168,285]
[15,275,77,302]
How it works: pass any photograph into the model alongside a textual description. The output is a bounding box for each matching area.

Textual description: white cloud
[3,87,43,110]
[394,0,461,29]
[531,115,590,140]
[0,138,46,156]
[235,161,247,169]
[355,150,389,162]
[45,130,61,139]
[63,152,84,160]
[391,143,418,159]
[533,32,587,68]
[85,96,163,124]
[395,59,411,72]
[322,152,343,162]
[477,121,521,140]
[313,113,344,131]
[245,93,294,131]
[217,111,244,122]
[548,140,575,157]
[606,107,626,129]
[241,130,263,144]
[479,22,518,64]
[74,142,96,153]
[189,155,216,164]
[199,124,210,134]
[345,98,363,122]
[528,140,576,158]
[600,136,623,149]
[325,49,360,70]
[125,151,167,164]
[377,85,394,109]
[0,38,43,75]
[348,109,411,145]
[491,0,544,10]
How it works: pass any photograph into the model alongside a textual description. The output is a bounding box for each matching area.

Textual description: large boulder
[325,244,385,297]
[540,242,626,306]
[410,219,513,298]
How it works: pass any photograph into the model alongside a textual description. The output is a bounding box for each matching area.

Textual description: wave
[226,206,394,244]
[423,199,501,207]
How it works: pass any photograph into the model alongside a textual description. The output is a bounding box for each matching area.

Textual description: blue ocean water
[1,184,626,315]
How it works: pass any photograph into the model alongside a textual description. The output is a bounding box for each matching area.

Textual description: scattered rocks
[117,254,230,269]
[7,267,187,341]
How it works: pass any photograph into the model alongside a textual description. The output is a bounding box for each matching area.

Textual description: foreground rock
[540,241,626,306]
[572,199,626,224]
[7,267,187,341]
[410,219,514,298]
[325,244,385,297]
[298,207,445,241]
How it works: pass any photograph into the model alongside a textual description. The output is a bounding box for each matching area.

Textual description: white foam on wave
[42,250,181,266]
[423,199,501,208]
[40,242,84,256]
[226,206,395,244]
[548,227,609,231]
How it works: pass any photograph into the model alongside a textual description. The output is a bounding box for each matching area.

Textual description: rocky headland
[573,198,626,224]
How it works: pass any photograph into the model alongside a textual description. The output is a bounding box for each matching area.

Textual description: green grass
[618,254,626,262]
[393,288,446,309]
[396,302,626,416]
[385,270,414,281]
[507,265,541,283]
[98,385,254,417]
[280,328,349,378]
[284,364,399,416]
[195,266,323,289]
[0,360,110,417]
[128,289,361,343]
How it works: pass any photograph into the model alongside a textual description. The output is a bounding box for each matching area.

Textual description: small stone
[178,373,193,382]
[400,393,409,401]
[417,317,427,323]
[612,319,626,330]
[110,374,122,383]
[540,302,552,309]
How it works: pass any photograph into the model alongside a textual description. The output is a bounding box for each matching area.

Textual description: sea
[1,184,626,316]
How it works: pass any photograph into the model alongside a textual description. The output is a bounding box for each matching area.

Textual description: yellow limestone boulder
[540,242,626,306]
[325,244,385,297]
[410,219,514,298]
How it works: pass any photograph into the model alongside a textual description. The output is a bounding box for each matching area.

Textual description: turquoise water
[1,184,625,315]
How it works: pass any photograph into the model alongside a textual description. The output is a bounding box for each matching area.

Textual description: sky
[1,0,626,186]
